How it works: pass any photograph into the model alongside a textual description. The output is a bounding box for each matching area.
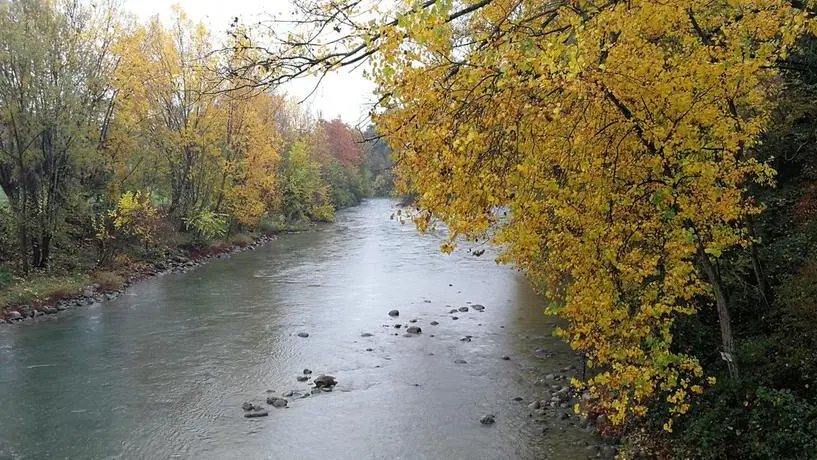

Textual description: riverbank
[0,226,312,324]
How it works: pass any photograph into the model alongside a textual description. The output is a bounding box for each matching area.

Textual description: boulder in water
[406,326,421,334]
[266,397,288,408]
[297,332,309,338]
[388,310,399,317]
[313,375,337,388]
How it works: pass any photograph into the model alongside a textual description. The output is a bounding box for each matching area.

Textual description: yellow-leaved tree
[254,0,816,429]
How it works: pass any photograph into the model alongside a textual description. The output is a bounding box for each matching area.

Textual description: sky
[121,0,377,127]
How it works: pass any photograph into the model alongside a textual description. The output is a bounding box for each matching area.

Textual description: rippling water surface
[0,199,593,459]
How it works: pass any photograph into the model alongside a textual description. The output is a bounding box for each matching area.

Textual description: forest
[0,2,392,307]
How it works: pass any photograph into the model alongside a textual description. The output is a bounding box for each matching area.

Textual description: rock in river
[388,310,400,317]
[297,332,309,338]
[303,369,312,375]
[430,321,439,326]
[244,408,269,418]
[7,311,22,321]
[454,359,467,364]
[406,326,422,334]
[296,376,309,382]
[361,332,374,337]
[480,414,496,425]
[458,306,469,312]
[266,397,288,408]
[472,304,486,311]
[314,375,337,388]
[241,401,255,411]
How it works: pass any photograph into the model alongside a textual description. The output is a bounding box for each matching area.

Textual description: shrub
[0,266,11,290]
[184,210,229,241]
[310,204,335,222]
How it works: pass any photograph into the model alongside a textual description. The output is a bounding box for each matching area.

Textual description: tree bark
[697,243,739,379]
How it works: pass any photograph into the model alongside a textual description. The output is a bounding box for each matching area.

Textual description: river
[0,198,596,459]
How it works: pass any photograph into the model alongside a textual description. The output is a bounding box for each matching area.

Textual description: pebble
[480,414,496,425]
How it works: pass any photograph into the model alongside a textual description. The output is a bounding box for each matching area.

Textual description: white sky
[121,0,377,127]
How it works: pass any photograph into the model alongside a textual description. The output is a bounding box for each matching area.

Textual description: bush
[310,204,335,222]
[184,210,229,241]
[0,266,12,290]
[673,384,817,459]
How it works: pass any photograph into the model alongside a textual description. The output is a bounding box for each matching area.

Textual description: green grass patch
[92,271,124,291]
[1,273,91,309]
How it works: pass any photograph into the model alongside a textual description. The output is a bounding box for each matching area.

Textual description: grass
[0,273,90,310]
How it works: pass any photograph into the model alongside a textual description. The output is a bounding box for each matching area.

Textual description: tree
[249,0,816,428]
[0,0,119,273]
[114,7,224,224]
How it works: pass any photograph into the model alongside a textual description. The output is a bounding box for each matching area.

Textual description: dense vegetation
[244,0,817,457]
[0,1,392,308]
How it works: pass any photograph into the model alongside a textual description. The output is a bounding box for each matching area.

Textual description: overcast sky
[121,0,376,127]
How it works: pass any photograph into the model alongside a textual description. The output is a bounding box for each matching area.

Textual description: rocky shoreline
[0,233,280,325]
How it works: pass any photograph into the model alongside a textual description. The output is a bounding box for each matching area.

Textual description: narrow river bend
[0,199,594,459]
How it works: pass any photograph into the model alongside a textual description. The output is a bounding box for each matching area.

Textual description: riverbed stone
[266,397,288,408]
[458,306,469,312]
[43,306,58,314]
[297,332,309,338]
[430,321,439,326]
[303,369,312,375]
[528,401,541,410]
[241,401,255,411]
[313,375,337,388]
[406,326,421,334]
[480,414,496,425]
[388,310,399,317]
[472,304,485,311]
[7,311,22,321]
[361,332,374,337]
[449,309,458,314]
[451,316,459,320]
[244,408,269,418]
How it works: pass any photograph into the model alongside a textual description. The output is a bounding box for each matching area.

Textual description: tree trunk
[17,220,29,276]
[746,217,770,305]
[697,243,739,379]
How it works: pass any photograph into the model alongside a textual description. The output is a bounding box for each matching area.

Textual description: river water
[0,199,594,459]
